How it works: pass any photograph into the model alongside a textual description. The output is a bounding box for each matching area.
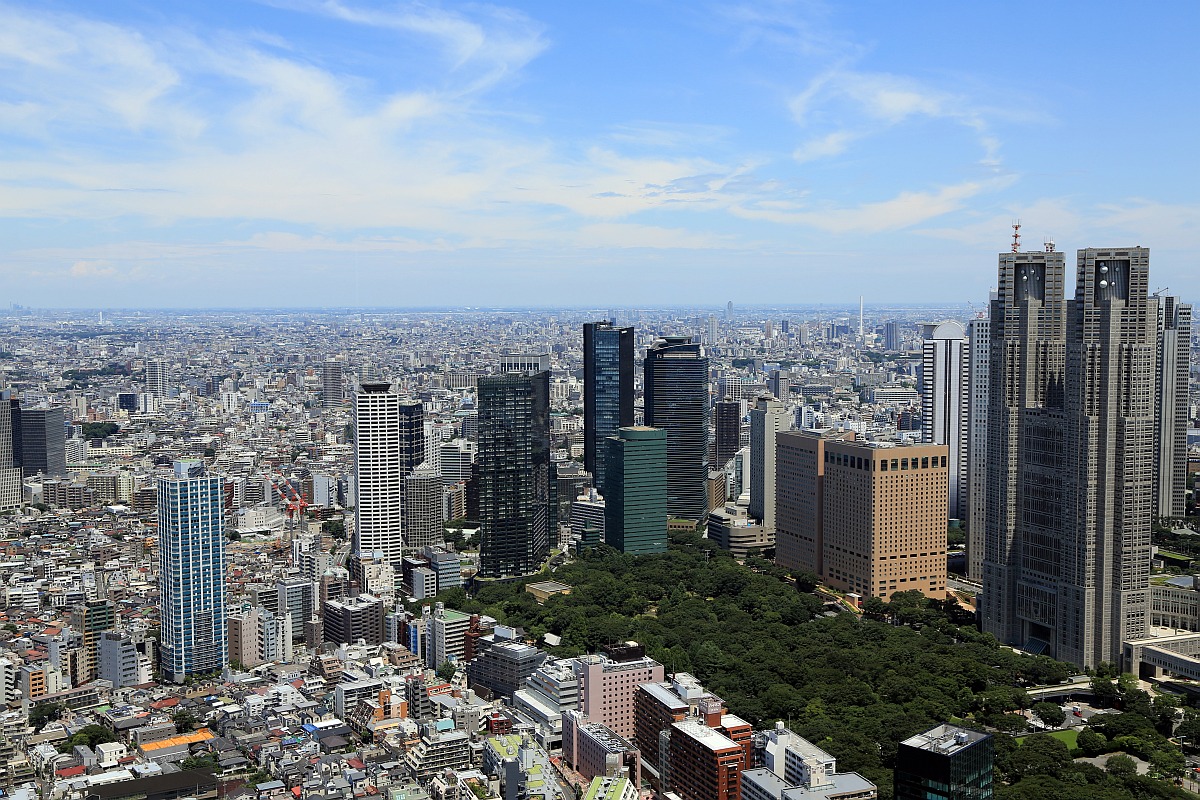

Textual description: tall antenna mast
[1011,220,1021,253]
[1044,236,1055,253]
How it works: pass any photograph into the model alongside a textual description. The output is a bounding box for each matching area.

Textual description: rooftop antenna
[1011,220,1021,253]
[1044,236,1055,253]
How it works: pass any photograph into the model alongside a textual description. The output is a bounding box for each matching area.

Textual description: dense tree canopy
[429,535,1102,797]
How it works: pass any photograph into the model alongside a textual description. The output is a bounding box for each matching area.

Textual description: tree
[1076,728,1108,757]
[1149,748,1185,779]
[322,519,346,539]
[29,702,67,732]
[180,753,219,771]
[436,661,457,683]
[1105,753,1137,778]
[1009,734,1072,778]
[792,570,820,593]
[174,709,200,733]
[81,422,119,439]
[1032,701,1066,729]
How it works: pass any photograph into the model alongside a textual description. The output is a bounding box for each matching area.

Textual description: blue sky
[0,0,1196,308]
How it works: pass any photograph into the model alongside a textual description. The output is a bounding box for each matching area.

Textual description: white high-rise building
[920,321,968,520]
[158,460,226,682]
[965,309,993,579]
[354,382,405,567]
[145,359,168,399]
[749,394,791,533]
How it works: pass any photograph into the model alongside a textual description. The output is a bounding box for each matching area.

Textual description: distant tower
[477,372,552,579]
[645,337,711,522]
[17,405,66,477]
[1154,294,1192,518]
[749,394,790,533]
[965,302,994,580]
[354,383,405,567]
[725,300,733,320]
[158,461,226,682]
[604,427,668,555]
[920,321,968,519]
[883,321,901,352]
[0,396,21,510]
[714,399,741,468]
[858,296,864,340]
[321,360,343,409]
[145,359,168,399]
[583,321,634,493]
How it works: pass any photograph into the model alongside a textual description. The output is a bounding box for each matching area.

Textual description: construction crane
[268,472,309,523]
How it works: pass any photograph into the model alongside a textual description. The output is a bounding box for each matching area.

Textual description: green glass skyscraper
[477,371,551,578]
[604,426,667,555]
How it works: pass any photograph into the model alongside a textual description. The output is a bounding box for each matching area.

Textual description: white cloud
[734,178,1012,234]
[792,130,857,163]
[69,260,117,277]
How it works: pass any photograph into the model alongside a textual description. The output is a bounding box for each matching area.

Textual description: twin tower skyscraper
[979,246,1191,668]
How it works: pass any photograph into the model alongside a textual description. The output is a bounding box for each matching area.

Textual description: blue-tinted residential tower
[583,321,634,492]
[158,460,227,682]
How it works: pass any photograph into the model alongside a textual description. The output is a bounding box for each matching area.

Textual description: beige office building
[776,430,948,600]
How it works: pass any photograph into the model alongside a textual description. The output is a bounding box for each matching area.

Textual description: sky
[0,0,1197,308]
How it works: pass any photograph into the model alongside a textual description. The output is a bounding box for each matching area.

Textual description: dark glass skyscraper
[604,426,667,555]
[583,321,634,492]
[895,725,993,800]
[477,371,551,579]
[18,405,66,477]
[644,336,710,522]
[714,399,741,468]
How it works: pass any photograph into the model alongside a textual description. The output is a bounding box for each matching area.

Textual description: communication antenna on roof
[1011,220,1021,253]
[1044,237,1055,253]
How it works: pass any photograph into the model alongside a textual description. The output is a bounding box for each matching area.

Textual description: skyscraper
[0,396,20,511]
[583,321,634,493]
[1154,295,1192,518]
[604,426,667,556]
[158,461,226,682]
[322,360,343,409]
[404,461,444,551]
[748,394,790,534]
[477,371,551,579]
[354,383,405,567]
[775,431,948,600]
[981,247,1067,654]
[18,405,66,477]
[981,246,1159,668]
[965,311,992,580]
[894,725,993,800]
[883,321,901,352]
[644,337,710,522]
[398,399,426,478]
[713,399,741,468]
[145,359,168,398]
[920,321,968,519]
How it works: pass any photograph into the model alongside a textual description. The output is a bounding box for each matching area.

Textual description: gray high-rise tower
[749,394,790,533]
[1154,295,1192,519]
[644,337,710,522]
[322,360,344,409]
[18,405,66,478]
[981,246,1160,668]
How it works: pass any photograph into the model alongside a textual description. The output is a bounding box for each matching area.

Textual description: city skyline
[1,2,1198,308]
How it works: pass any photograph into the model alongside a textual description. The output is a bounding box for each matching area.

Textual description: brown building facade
[776,430,948,601]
